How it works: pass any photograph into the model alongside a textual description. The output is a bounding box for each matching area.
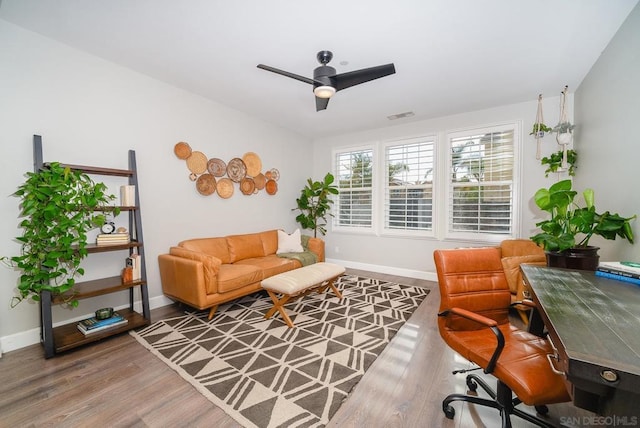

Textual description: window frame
[442,122,521,244]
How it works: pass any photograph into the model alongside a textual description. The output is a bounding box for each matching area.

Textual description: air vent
[387,111,415,120]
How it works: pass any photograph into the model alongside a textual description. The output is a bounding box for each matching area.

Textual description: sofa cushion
[179,237,231,264]
[259,229,279,256]
[235,254,300,278]
[227,233,266,263]
[277,229,304,253]
[217,264,263,293]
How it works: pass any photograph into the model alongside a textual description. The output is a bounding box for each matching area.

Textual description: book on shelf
[595,269,640,286]
[120,185,136,207]
[77,311,128,335]
[126,253,142,280]
[96,233,130,245]
[597,261,640,279]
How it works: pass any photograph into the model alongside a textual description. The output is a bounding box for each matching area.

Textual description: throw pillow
[277,229,304,254]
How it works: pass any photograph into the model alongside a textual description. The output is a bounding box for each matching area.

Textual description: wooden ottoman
[260,262,345,327]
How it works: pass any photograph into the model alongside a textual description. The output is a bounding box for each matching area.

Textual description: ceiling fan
[257,50,396,111]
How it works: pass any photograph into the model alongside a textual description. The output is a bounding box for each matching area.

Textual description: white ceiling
[1,0,637,139]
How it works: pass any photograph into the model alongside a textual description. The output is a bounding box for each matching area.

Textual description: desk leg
[528,307,545,337]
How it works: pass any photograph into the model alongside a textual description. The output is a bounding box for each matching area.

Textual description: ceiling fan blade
[315,96,330,111]
[257,64,317,85]
[333,64,396,92]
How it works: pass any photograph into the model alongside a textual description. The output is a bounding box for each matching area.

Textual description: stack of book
[77,311,128,335]
[96,233,130,245]
[596,261,640,285]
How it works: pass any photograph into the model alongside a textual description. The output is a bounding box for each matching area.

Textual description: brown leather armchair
[434,247,570,428]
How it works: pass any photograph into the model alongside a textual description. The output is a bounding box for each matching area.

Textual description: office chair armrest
[438,307,505,374]
[510,299,536,308]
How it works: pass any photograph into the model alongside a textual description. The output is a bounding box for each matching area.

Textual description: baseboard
[1,263,435,354]
[326,258,438,283]
[0,294,174,354]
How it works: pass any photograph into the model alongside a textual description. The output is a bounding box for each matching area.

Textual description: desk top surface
[521,265,640,375]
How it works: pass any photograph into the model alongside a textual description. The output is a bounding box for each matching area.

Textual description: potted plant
[552,121,576,145]
[293,172,339,237]
[530,179,635,270]
[540,149,577,177]
[2,162,118,307]
[530,122,553,138]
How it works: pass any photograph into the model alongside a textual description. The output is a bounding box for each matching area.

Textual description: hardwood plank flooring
[0,269,591,427]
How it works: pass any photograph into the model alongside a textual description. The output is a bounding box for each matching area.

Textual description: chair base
[443,374,556,428]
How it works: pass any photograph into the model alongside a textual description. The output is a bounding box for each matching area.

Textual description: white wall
[574,3,640,262]
[0,21,312,352]
[312,97,571,277]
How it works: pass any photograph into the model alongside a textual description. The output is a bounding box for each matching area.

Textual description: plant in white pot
[530,179,635,270]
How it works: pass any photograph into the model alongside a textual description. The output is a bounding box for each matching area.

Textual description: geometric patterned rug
[130,274,430,428]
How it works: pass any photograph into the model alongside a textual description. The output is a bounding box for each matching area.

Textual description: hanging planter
[531,94,552,160]
[551,85,575,170]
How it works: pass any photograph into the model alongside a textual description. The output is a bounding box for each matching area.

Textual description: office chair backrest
[434,247,511,331]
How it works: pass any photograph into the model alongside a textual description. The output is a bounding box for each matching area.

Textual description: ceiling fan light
[314,85,336,98]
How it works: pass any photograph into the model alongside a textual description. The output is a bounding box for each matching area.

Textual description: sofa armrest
[306,237,325,262]
[158,247,222,308]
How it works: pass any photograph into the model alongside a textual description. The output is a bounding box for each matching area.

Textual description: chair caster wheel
[466,377,478,392]
[535,405,549,415]
[443,404,455,419]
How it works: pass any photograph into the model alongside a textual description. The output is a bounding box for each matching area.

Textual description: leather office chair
[433,247,570,428]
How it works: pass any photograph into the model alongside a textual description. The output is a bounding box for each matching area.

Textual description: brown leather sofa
[158,229,325,319]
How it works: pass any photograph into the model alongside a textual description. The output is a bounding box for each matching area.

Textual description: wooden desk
[521,265,640,417]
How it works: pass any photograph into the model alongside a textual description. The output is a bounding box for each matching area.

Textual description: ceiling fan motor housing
[313,65,336,88]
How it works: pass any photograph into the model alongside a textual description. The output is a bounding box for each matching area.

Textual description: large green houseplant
[293,172,339,237]
[2,162,118,307]
[530,179,635,269]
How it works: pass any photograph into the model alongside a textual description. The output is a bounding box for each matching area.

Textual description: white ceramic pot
[556,132,572,145]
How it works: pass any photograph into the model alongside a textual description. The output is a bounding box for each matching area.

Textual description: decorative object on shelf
[531,94,552,160]
[293,172,339,237]
[540,149,577,177]
[1,161,119,308]
[196,173,216,196]
[95,307,114,320]
[551,85,575,170]
[174,142,192,160]
[207,158,226,177]
[530,179,636,270]
[173,143,279,198]
[242,152,262,177]
[100,221,116,234]
[120,184,136,206]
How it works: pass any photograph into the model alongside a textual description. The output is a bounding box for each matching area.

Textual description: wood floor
[0,269,591,427]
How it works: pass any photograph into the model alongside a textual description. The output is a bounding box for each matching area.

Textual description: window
[384,137,434,234]
[447,125,515,239]
[334,148,373,229]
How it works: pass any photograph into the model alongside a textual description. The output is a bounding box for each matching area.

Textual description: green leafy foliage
[530,123,553,135]
[2,162,119,307]
[540,149,577,177]
[293,173,339,237]
[530,179,635,252]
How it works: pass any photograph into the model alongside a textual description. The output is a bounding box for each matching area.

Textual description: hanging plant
[2,162,118,307]
[541,149,577,177]
[530,122,553,136]
[531,94,552,160]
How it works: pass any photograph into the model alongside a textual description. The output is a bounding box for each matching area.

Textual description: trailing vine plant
[2,162,118,307]
[541,149,577,177]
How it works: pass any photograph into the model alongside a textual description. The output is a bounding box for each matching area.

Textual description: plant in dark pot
[293,172,339,237]
[530,179,635,270]
[1,162,118,307]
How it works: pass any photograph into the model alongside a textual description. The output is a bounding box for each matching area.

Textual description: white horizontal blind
[448,127,514,236]
[384,138,434,232]
[335,149,373,228]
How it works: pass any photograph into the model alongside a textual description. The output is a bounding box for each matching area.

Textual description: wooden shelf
[36,136,150,358]
[51,308,149,353]
[52,276,146,304]
[45,162,134,177]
